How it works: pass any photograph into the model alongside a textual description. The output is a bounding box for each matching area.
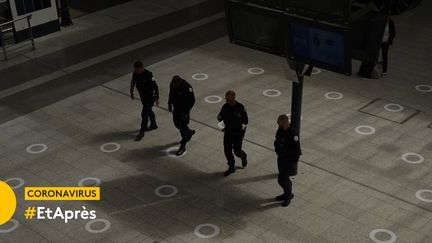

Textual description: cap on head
[172,75,184,88]
[225,90,236,104]
[277,114,290,128]
[134,61,143,69]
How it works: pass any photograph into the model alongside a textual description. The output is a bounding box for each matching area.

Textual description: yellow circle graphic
[0,181,17,225]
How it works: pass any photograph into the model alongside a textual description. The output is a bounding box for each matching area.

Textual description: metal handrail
[0,15,35,61]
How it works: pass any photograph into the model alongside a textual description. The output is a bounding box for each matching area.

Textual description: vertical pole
[0,25,6,60]
[27,16,35,50]
[290,68,304,136]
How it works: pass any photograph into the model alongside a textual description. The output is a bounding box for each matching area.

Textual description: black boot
[275,193,294,201]
[176,146,186,156]
[146,124,158,131]
[134,130,144,141]
[241,154,248,168]
[223,167,235,177]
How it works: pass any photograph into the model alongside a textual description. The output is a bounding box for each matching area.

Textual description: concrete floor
[0,0,432,242]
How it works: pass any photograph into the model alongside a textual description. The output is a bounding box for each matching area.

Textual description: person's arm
[217,105,225,122]
[130,74,136,100]
[388,19,396,45]
[241,105,248,125]
[168,83,173,112]
[153,80,159,106]
[187,84,195,111]
[274,131,281,155]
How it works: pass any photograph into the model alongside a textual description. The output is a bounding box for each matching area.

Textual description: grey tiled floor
[1,1,432,243]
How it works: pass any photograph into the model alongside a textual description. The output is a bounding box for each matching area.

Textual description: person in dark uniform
[130,61,159,141]
[274,114,301,207]
[217,90,248,177]
[168,75,196,156]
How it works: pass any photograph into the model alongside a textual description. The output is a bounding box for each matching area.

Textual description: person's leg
[276,158,289,196]
[135,105,149,141]
[179,125,188,149]
[141,105,150,132]
[173,112,188,156]
[232,131,247,167]
[381,42,389,74]
[147,104,157,128]
[223,133,235,176]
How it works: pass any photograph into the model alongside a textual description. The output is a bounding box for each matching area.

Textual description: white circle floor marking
[218,121,225,129]
[154,185,178,198]
[194,223,220,239]
[5,178,25,190]
[78,177,101,187]
[416,189,432,203]
[204,95,223,104]
[248,67,264,75]
[369,229,397,243]
[355,125,376,135]
[324,92,343,100]
[192,73,209,81]
[26,143,48,154]
[401,153,424,164]
[384,103,404,112]
[263,89,281,97]
[312,68,322,75]
[85,219,111,233]
[0,219,19,233]
[99,143,121,153]
[165,146,187,158]
[415,84,432,93]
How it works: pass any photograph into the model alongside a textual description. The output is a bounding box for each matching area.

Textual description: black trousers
[224,130,246,167]
[173,111,192,149]
[277,156,299,197]
[140,104,156,132]
[381,42,390,73]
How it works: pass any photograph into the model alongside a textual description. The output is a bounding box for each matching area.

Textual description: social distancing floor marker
[415,84,432,93]
[401,153,424,164]
[416,189,432,203]
[85,219,111,233]
[369,229,397,243]
[4,178,24,190]
[78,177,101,187]
[100,143,121,153]
[384,103,404,112]
[194,223,220,239]
[324,92,343,100]
[154,185,178,198]
[204,96,222,104]
[192,73,209,81]
[26,144,48,154]
[263,89,281,97]
[355,125,376,135]
[0,219,19,233]
[247,68,264,75]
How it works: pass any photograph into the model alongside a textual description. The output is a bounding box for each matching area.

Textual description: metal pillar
[290,68,304,136]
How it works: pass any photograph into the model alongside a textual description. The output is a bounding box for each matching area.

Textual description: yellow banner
[24,187,100,201]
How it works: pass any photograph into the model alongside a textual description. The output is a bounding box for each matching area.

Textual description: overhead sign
[287,17,352,75]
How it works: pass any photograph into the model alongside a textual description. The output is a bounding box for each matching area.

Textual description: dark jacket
[168,80,195,113]
[217,102,248,132]
[274,127,301,158]
[131,69,159,104]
